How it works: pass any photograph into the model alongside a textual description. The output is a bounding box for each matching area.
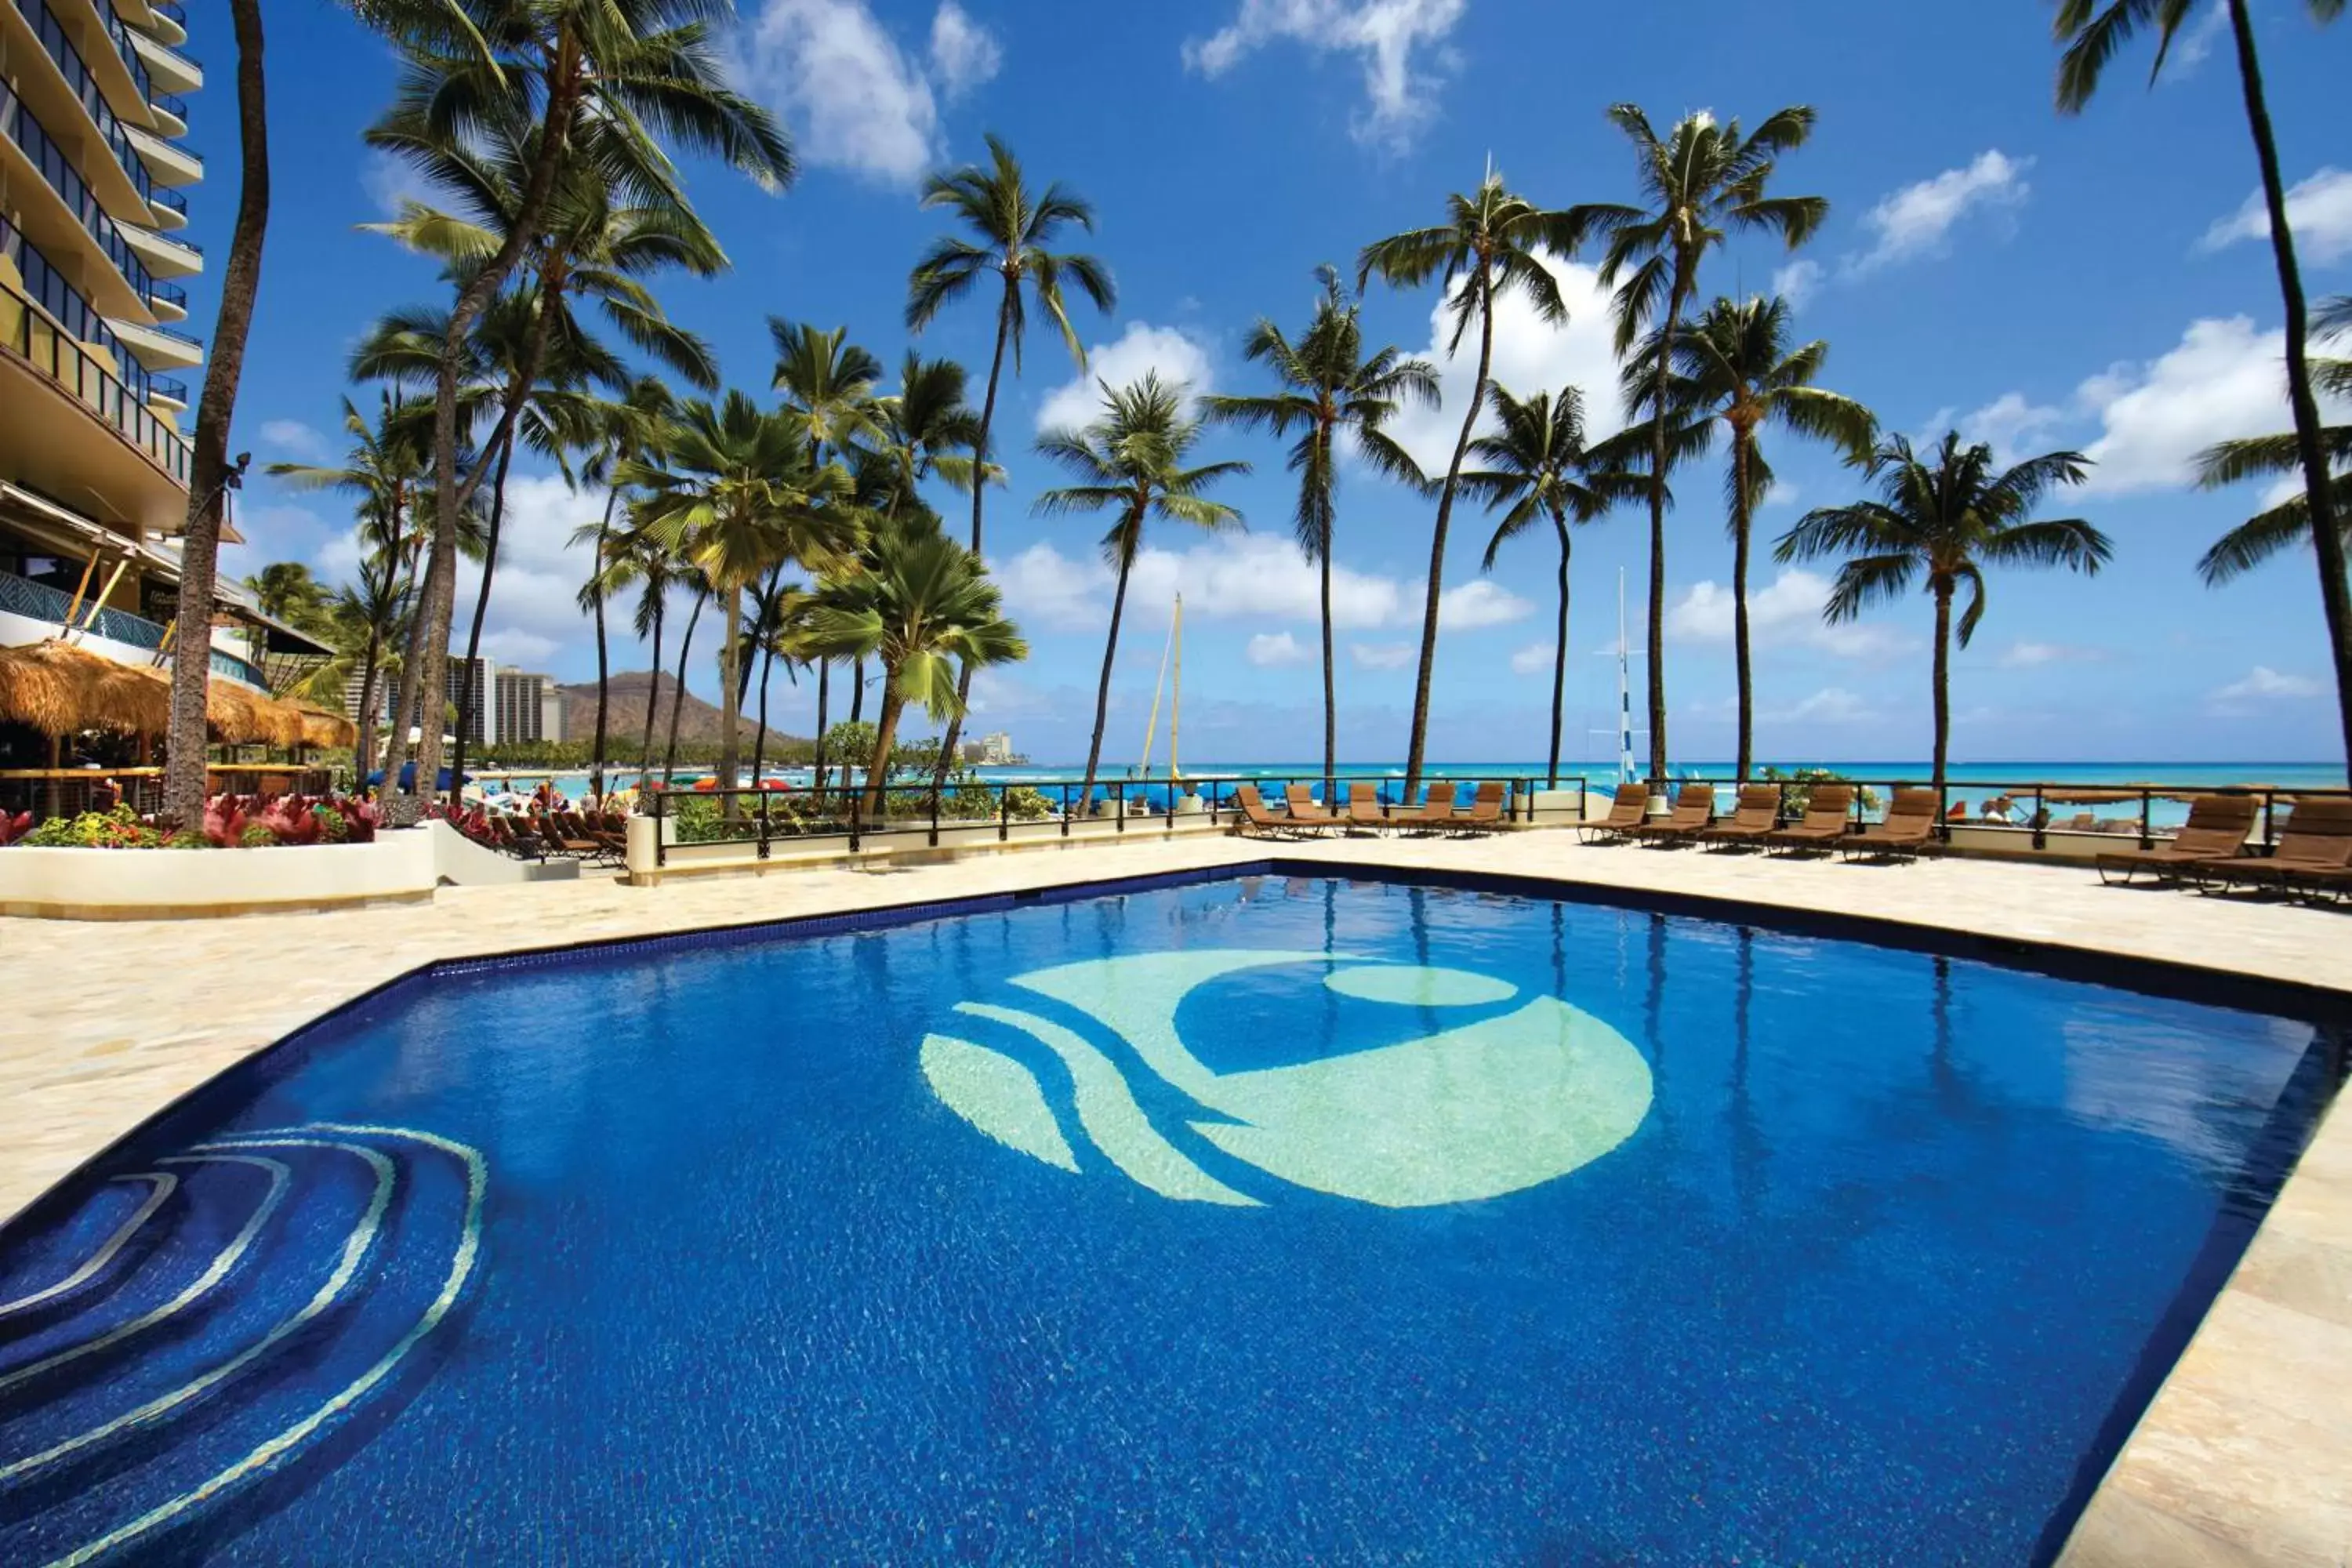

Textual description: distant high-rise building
[978,731,1015,765]
[494,668,564,745]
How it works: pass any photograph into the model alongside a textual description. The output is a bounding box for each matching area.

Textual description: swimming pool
[0,869,2332,1564]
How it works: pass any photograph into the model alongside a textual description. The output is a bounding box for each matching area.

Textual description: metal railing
[209,648,265,687]
[148,185,186,216]
[147,372,187,401]
[641,775,1555,869]
[1639,774,2352,857]
[151,89,186,122]
[0,260,193,482]
[8,0,157,205]
[149,0,183,20]
[148,278,186,310]
[0,564,168,648]
[1,79,161,308]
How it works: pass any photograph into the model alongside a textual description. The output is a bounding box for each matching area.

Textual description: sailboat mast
[1171,593,1182,786]
[1618,568,1634,786]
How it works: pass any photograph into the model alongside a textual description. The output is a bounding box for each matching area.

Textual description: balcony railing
[148,184,185,215]
[147,372,187,401]
[211,648,263,686]
[2,85,161,310]
[148,278,186,310]
[0,254,193,484]
[151,0,183,18]
[0,565,168,649]
[8,0,158,205]
[152,89,187,122]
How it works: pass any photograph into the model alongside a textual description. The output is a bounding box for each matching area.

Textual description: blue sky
[191,0,2350,765]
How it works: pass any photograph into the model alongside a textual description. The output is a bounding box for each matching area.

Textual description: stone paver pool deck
[2,829,2346,1566]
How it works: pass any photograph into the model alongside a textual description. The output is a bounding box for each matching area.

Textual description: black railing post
[929,783,940,849]
[849,789,862,852]
[999,782,1010,843]
[1061,784,1071,837]
[1937,781,1951,844]
[2263,790,2278,855]
[652,788,666,868]
[1115,781,1125,833]
[2032,786,2047,852]
[2138,788,2154,851]
[757,790,771,860]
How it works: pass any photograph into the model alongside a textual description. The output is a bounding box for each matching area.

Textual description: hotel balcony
[124,25,197,96]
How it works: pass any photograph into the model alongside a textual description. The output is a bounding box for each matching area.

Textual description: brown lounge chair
[1393,783,1460,836]
[1578,782,1650,844]
[2093,794,2261,886]
[1766,784,1857,855]
[1842,788,1944,862]
[1628,782,1715,847]
[1345,782,1390,833]
[1450,780,1512,834]
[1283,783,1341,828]
[1700,784,1783,851]
[2196,797,2352,897]
[1230,783,1318,840]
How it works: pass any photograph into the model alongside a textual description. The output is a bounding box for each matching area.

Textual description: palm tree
[297,554,411,775]
[618,393,859,797]
[742,573,815,792]
[162,0,267,827]
[1565,105,1828,785]
[906,134,1115,788]
[2056,0,2350,763]
[353,0,792,815]
[1203,267,1436,799]
[2193,296,2352,583]
[771,319,883,766]
[869,351,993,517]
[1457,386,1638,789]
[808,525,1029,817]
[590,532,687,782]
[1034,374,1248,819]
[1357,170,1577,797]
[1628,294,1877,779]
[1774,434,2111,795]
[572,376,674,795]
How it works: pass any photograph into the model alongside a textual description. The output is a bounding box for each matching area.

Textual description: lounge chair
[1700,784,1782,851]
[1766,785,1856,855]
[1345,782,1389,833]
[2196,797,2352,897]
[1393,783,1461,836]
[2093,794,2261,886]
[1450,781,1511,835]
[1842,788,1944,862]
[1283,783,1341,828]
[1231,783,1318,840]
[1628,782,1715,847]
[536,814,608,861]
[1577,782,1650,845]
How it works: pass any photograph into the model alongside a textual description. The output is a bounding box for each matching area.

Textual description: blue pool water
[0,872,2331,1564]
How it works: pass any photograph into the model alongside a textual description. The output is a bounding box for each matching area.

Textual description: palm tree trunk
[396,40,579,817]
[717,583,743,811]
[1405,262,1496,798]
[863,684,906,817]
[1077,537,1138,818]
[162,0,267,829]
[813,660,831,808]
[663,592,703,786]
[1646,268,1691,787]
[2226,0,2352,764]
[751,637,776,791]
[1731,423,1755,782]
[353,630,382,787]
[849,659,865,724]
[1548,514,1572,790]
[931,290,1016,802]
[1319,546,1336,801]
[1931,580,1952,798]
[638,596,663,782]
[588,484,619,797]
[446,431,515,808]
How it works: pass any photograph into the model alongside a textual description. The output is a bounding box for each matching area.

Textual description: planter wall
[0,829,437,919]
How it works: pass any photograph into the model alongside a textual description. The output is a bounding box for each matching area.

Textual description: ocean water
[0,871,2328,1564]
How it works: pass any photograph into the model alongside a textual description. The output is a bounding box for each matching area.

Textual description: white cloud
[1773,259,1824,309]
[451,473,612,673]
[478,630,560,666]
[1764,686,1878,724]
[1509,641,1553,677]
[1036,322,1217,434]
[1955,391,2067,466]
[1247,630,1308,666]
[258,419,327,460]
[2076,317,2313,493]
[2167,2,2229,74]
[1350,641,1414,670]
[1438,579,1533,630]
[740,0,999,183]
[359,151,434,218]
[1849,151,2032,274]
[1999,640,2106,668]
[1667,568,1911,658]
[2200,167,2352,265]
[1183,0,1468,151]
[992,535,1405,634]
[926,1,1001,100]
[1381,249,1631,477]
[1762,481,1799,509]
[2212,666,2321,702]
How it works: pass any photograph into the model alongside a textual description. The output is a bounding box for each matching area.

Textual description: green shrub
[164,829,210,850]
[24,805,161,849]
[237,823,278,848]
[312,803,351,842]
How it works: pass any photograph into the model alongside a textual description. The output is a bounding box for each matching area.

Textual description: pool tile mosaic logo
[920,951,1653,1208]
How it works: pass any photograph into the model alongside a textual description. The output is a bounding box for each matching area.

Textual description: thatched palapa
[0,641,172,736]
[292,704,357,749]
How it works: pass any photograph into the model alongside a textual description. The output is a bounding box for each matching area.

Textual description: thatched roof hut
[292,704,357,749]
[0,641,172,736]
